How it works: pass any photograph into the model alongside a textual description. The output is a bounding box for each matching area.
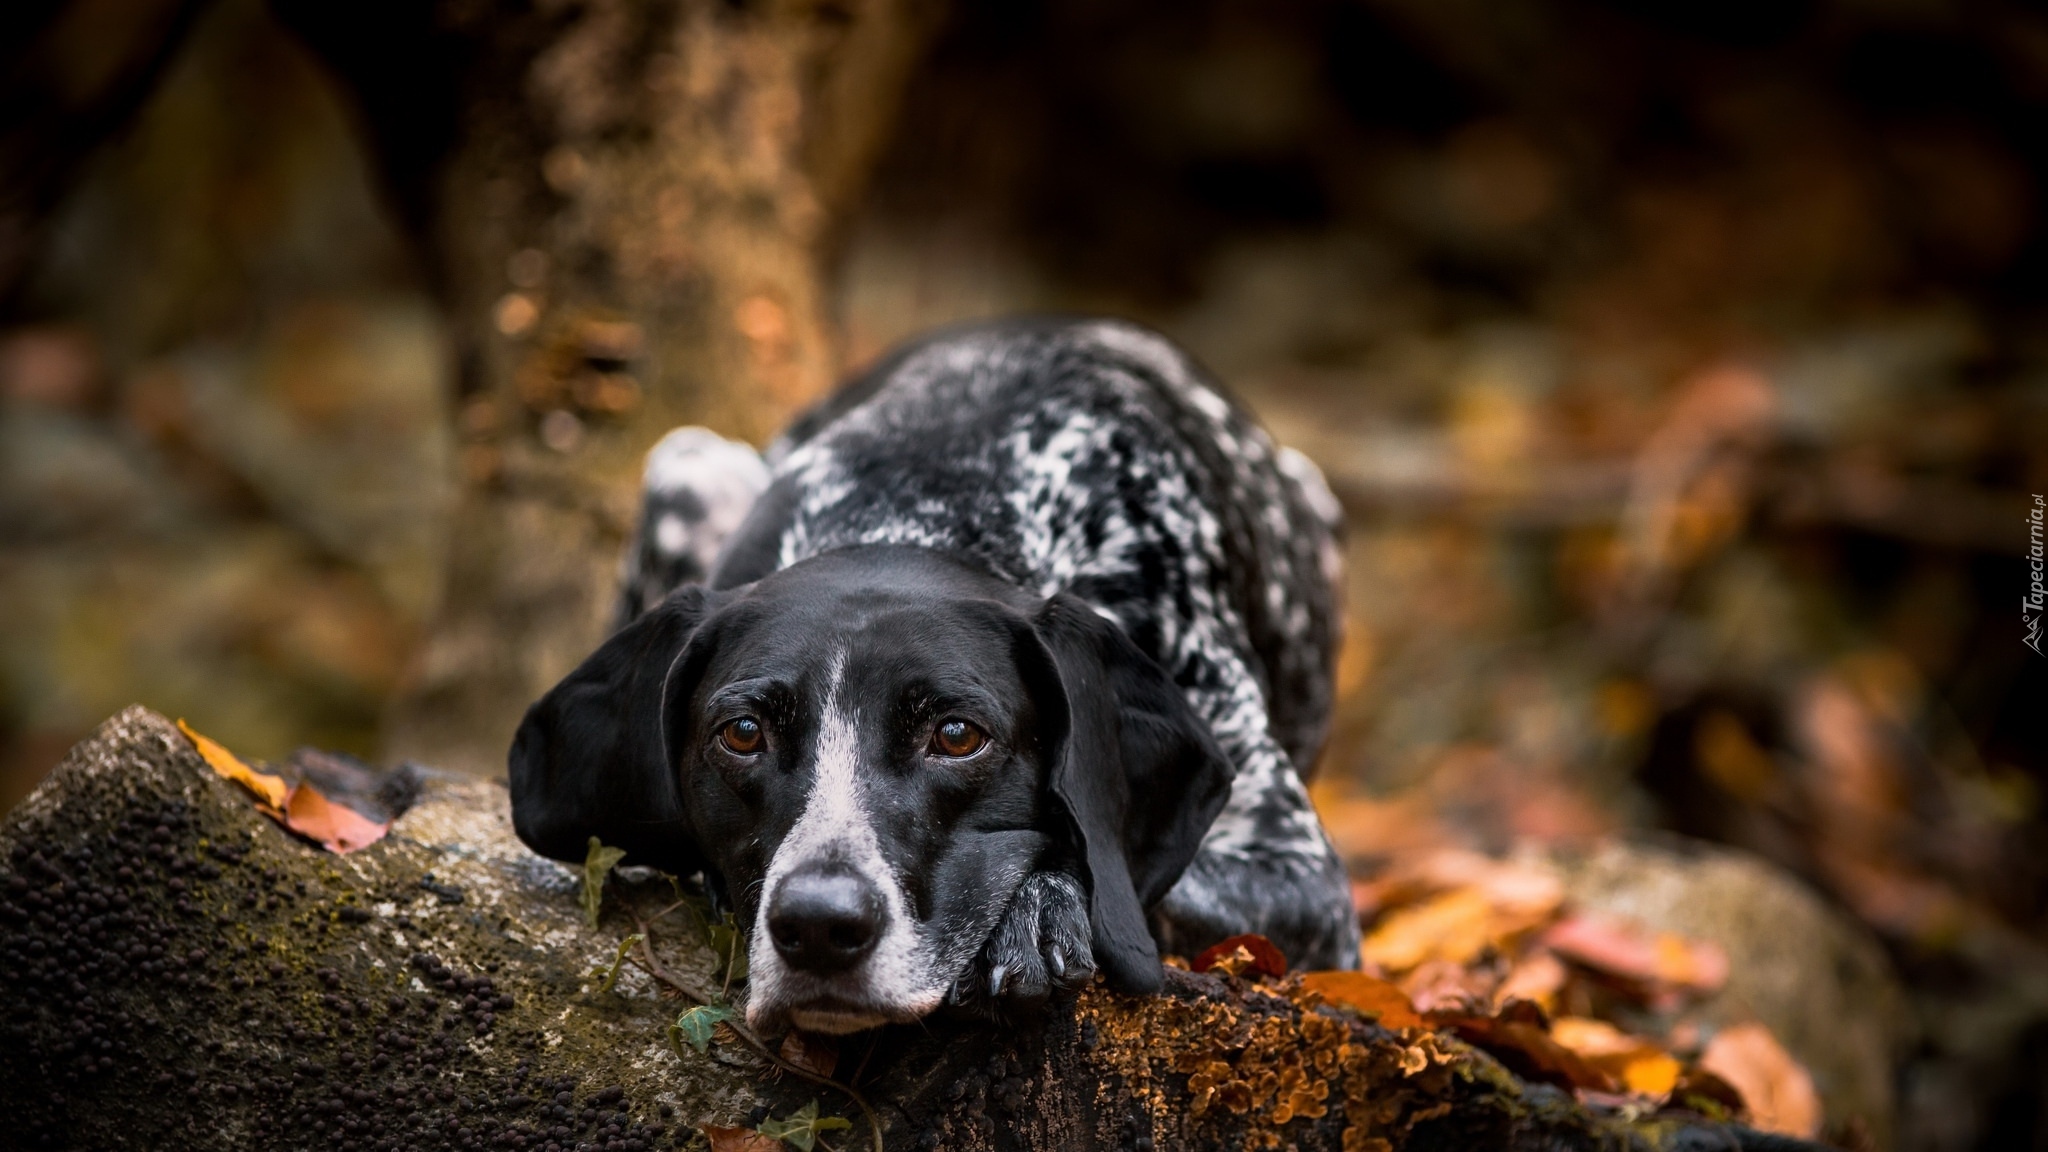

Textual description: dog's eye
[718,717,764,755]
[930,719,987,758]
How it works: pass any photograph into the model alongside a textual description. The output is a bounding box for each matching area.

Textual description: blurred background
[2,0,2044,1147]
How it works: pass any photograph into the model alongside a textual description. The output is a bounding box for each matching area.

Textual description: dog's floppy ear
[509,585,717,876]
[1028,594,1233,993]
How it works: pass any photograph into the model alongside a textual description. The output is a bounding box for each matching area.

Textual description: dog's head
[509,546,1231,1034]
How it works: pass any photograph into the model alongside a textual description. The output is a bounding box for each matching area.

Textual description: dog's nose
[767,869,885,972]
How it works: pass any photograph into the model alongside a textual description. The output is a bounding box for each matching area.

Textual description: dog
[510,317,1360,1035]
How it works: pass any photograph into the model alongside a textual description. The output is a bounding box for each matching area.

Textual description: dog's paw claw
[959,871,1093,1016]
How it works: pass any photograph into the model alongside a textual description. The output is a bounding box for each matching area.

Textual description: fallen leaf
[1407,849,1566,914]
[181,720,394,852]
[1192,934,1288,978]
[1428,1012,1618,1093]
[1542,914,1728,994]
[779,1030,840,1077]
[1492,949,1569,1013]
[1399,957,1498,1013]
[1547,1015,1638,1058]
[754,1100,853,1151]
[1299,970,1425,1029]
[1549,1016,1683,1096]
[582,837,629,928]
[703,1126,782,1152]
[1624,1049,1684,1096]
[1362,885,1554,973]
[1351,877,1390,920]
[1699,1022,1821,1138]
[1668,1065,1747,1117]
[673,1003,735,1054]
[178,719,287,812]
[279,781,389,853]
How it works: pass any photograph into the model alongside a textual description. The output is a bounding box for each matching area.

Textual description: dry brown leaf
[778,1029,840,1078]
[178,720,391,853]
[1192,934,1288,978]
[279,781,390,854]
[1362,884,1555,973]
[1669,1065,1748,1114]
[1363,887,1491,971]
[1398,957,1497,1013]
[702,1125,782,1152]
[1549,1016,1682,1097]
[178,719,287,812]
[1493,949,1569,1013]
[1364,888,1496,971]
[1407,849,1566,913]
[1428,1011,1618,1094]
[1699,1022,1821,1138]
[1298,970,1425,1029]
[1541,914,1728,994]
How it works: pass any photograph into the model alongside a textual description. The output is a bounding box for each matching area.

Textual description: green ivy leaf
[754,1100,852,1151]
[673,1002,735,1053]
[581,836,628,928]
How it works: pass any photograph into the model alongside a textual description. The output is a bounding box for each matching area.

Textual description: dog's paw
[952,871,1094,1015]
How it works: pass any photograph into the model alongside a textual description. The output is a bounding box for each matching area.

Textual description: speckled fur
[627,318,1360,971]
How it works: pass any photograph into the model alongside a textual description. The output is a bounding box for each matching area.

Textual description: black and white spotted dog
[510,318,1359,1035]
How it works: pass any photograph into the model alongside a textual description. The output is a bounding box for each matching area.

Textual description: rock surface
[1557,841,1906,1147]
[1,707,1836,1151]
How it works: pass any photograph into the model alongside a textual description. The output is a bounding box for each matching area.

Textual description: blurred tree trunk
[0,0,212,303]
[273,0,939,773]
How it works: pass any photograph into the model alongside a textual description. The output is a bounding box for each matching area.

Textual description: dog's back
[619,317,1361,969]
[713,317,1344,780]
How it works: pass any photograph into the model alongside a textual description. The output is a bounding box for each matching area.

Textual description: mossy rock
[1,708,1832,1151]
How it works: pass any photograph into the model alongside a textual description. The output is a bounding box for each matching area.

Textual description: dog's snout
[767,869,885,973]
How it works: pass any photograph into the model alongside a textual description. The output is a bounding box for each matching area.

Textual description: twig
[622,901,886,1152]
[725,1016,886,1152]
[848,1034,879,1090]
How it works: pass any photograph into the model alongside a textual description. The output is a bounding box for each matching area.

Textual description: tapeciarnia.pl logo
[2028,494,2045,656]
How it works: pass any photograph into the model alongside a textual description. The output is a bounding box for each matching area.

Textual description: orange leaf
[280,782,389,854]
[1653,933,1729,991]
[1299,970,1424,1029]
[1362,885,1554,973]
[1399,957,1498,1014]
[1192,934,1288,978]
[1621,1050,1683,1096]
[1492,949,1568,1014]
[1547,1016,1640,1059]
[178,719,287,812]
[1699,1022,1821,1138]
[1549,1016,1682,1097]
[702,1126,782,1152]
[1542,914,1728,994]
